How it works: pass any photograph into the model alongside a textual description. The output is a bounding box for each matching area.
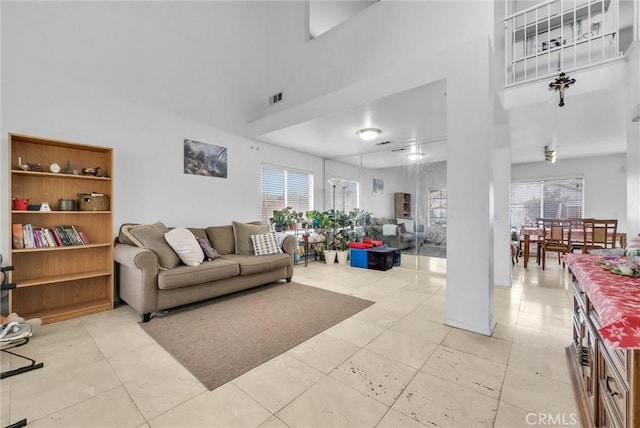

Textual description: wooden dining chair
[582,219,618,253]
[518,218,545,265]
[569,218,594,253]
[541,219,572,270]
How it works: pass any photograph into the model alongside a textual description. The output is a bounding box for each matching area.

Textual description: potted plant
[289,210,305,230]
[270,207,297,231]
[305,210,321,228]
[334,212,353,264]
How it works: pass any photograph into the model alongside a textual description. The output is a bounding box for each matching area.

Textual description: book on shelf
[23,224,34,248]
[13,224,91,248]
[42,228,57,247]
[50,228,63,246]
[63,225,83,245]
[12,223,24,249]
[55,226,72,246]
[78,231,90,245]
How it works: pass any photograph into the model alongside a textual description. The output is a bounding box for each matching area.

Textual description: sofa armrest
[113,243,160,320]
[281,234,297,256]
[114,243,159,272]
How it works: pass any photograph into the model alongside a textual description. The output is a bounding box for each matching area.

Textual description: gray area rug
[140,281,373,390]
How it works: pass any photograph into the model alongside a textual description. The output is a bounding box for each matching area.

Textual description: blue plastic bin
[350,248,368,268]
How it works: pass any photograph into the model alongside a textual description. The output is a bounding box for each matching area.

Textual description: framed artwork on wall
[373,178,384,195]
[184,139,228,178]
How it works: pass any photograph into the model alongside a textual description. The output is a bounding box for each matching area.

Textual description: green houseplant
[270,207,293,232]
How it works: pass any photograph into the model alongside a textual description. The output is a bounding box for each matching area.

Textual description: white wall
[0,1,325,258]
[512,154,628,232]
[257,1,495,124]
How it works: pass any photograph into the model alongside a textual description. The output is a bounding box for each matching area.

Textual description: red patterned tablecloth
[563,253,640,349]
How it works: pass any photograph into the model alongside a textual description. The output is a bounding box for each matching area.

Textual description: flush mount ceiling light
[356,128,381,141]
[544,146,557,163]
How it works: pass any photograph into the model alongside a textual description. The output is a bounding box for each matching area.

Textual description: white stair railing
[504,0,621,86]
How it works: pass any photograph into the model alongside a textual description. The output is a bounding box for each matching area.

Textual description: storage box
[387,247,401,267]
[350,248,368,269]
[78,194,109,211]
[367,248,394,271]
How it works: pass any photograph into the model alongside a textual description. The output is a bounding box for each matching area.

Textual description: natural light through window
[260,164,314,225]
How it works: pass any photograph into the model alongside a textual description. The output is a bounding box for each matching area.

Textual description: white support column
[493,124,512,287]
[627,42,640,239]
[445,38,496,336]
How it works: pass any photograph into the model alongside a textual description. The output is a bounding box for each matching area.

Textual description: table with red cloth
[562,253,640,349]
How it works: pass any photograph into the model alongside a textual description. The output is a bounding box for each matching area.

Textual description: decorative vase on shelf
[336,250,349,265]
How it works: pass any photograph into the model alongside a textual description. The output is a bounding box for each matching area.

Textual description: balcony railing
[504,0,622,86]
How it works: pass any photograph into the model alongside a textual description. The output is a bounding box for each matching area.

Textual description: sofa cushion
[157,258,240,290]
[164,226,205,267]
[129,222,181,269]
[232,221,269,255]
[221,253,290,276]
[187,227,207,240]
[118,223,143,246]
[251,232,283,256]
[206,225,235,255]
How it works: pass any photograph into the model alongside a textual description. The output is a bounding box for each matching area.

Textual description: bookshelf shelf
[11,243,112,253]
[8,133,114,324]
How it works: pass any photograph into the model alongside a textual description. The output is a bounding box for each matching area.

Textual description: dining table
[519,226,626,268]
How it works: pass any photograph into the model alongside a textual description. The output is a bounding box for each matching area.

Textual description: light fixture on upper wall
[406,153,425,161]
[356,128,382,141]
[544,146,557,163]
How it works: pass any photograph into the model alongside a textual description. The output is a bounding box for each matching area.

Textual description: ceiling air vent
[376,141,391,146]
[391,148,406,152]
[268,92,283,105]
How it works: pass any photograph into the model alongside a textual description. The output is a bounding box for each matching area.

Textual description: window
[260,164,314,224]
[510,178,583,227]
[429,189,447,227]
[334,181,359,213]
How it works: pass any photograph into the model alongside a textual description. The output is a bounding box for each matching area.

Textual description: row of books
[12,224,91,249]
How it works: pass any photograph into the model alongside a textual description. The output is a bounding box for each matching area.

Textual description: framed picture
[184,139,228,178]
[373,178,384,195]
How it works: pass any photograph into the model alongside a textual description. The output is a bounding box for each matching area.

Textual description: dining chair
[518,218,545,265]
[569,218,594,253]
[582,219,618,253]
[541,218,572,270]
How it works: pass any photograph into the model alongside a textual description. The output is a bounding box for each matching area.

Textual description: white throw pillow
[382,224,398,236]
[164,227,205,267]
[251,232,283,256]
[396,218,414,233]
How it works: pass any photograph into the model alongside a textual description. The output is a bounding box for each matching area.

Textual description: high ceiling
[252,1,630,171]
[253,77,628,170]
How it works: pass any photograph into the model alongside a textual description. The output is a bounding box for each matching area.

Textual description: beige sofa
[113,221,297,322]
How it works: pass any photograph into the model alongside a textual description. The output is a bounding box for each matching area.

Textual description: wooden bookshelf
[394,192,412,219]
[8,133,114,323]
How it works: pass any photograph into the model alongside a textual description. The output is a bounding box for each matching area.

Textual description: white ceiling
[255,0,640,169]
[253,77,628,170]
[254,1,631,170]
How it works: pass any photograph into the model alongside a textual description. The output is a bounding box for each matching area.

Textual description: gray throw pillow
[197,237,220,260]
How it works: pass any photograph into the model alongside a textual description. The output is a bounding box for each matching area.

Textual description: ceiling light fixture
[544,146,557,163]
[356,128,381,141]
[407,153,425,161]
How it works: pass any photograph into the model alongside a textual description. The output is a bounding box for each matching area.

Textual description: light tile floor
[1,256,578,427]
